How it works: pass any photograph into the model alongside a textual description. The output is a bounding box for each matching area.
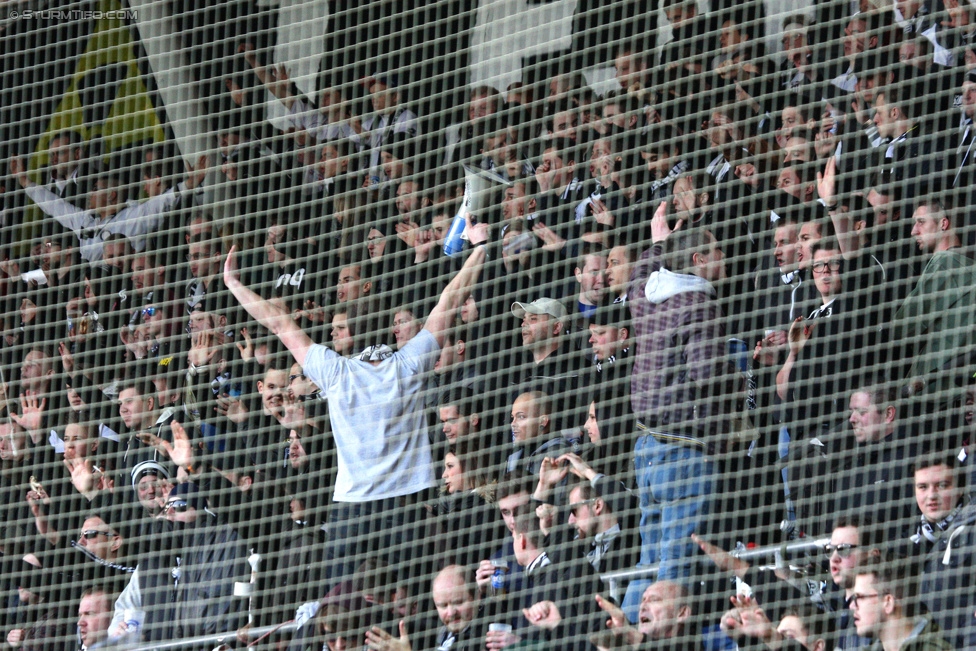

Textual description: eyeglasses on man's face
[812,259,842,274]
[849,592,880,608]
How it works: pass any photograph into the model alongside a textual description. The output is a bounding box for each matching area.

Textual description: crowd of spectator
[5,0,976,649]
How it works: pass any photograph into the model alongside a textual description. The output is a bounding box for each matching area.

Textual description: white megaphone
[442,164,512,257]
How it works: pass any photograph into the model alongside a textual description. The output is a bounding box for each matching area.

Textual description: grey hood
[644,267,715,304]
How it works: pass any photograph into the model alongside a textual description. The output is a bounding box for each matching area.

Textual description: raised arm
[223,245,314,365]
[817,156,859,259]
[631,202,678,292]
[423,245,487,348]
[241,43,296,109]
[11,156,90,231]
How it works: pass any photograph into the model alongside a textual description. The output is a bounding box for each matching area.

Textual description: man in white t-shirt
[224,243,486,586]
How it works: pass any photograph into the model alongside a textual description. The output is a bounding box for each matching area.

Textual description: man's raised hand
[223,245,242,289]
[365,621,412,651]
[185,154,209,190]
[651,201,683,244]
[9,156,30,189]
[170,421,195,471]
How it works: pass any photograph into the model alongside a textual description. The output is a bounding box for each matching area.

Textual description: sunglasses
[824,543,859,558]
[164,500,189,513]
[80,530,117,540]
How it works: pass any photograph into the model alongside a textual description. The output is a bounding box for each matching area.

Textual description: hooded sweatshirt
[628,243,729,443]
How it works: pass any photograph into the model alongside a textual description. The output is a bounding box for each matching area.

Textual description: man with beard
[110,482,249,642]
[566,482,638,603]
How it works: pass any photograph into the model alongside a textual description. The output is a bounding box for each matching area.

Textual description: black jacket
[919,502,976,650]
[135,515,249,642]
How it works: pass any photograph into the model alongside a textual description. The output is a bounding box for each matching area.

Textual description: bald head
[433,565,473,593]
[432,565,479,633]
[511,391,551,442]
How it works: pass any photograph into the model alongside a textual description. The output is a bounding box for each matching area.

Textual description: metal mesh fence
[1,0,975,650]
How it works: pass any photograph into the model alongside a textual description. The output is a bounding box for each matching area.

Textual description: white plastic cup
[122,609,145,632]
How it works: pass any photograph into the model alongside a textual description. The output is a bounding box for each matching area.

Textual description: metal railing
[107,622,301,651]
[96,539,830,649]
[599,537,829,585]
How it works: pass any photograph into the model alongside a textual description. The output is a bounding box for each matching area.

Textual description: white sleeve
[116,187,180,238]
[301,344,339,394]
[441,125,461,167]
[919,24,953,67]
[397,329,439,373]
[24,184,89,231]
[287,97,325,133]
[394,109,420,138]
[110,568,142,636]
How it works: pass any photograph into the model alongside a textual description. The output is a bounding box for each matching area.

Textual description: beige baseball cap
[511,297,567,321]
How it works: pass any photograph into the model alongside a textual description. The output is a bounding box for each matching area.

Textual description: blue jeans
[621,434,714,621]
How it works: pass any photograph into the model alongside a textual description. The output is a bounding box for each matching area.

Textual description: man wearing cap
[130,461,171,518]
[511,296,587,435]
[224,242,486,587]
[126,459,174,561]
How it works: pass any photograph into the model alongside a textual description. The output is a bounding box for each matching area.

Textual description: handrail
[106,622,301,651]
[103,539,831,648]
[599,537,829,585]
